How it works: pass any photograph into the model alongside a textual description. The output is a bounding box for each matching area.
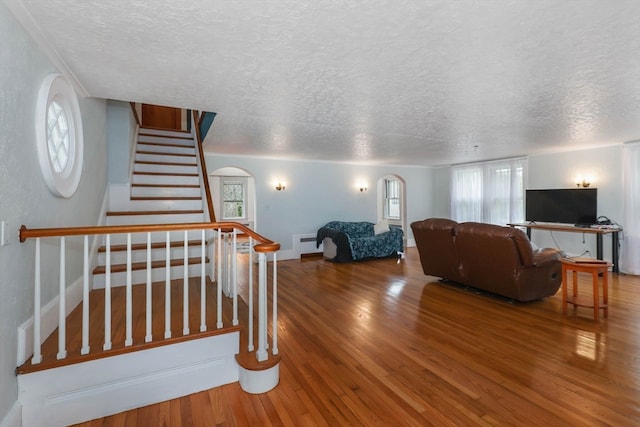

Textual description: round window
[36,74,83,198]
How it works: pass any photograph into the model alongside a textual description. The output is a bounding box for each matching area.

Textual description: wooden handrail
[19,222,280,251]
[129,102,141,127]
[192,110,217,223]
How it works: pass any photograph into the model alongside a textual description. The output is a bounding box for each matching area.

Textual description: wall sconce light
[275,182,286,191]
[359,186,367,192]
[575,176,592,188]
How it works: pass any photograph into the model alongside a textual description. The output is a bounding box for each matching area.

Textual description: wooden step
[136,150,195,158]
[139,132,192,140]
[138,141,195,149]
[106,209,204,216]
[98,240,203,253]
[16,277,237,375]
[129,196,202,201]
[93,256,207,275]
[133,171,198,177]
[135,160,197,167]
[131,183,200,188]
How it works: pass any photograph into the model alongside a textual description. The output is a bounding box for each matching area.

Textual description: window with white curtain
[622,141,640,275]
[451,157,527,225]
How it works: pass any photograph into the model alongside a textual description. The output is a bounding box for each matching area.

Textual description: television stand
[507,223,620,273]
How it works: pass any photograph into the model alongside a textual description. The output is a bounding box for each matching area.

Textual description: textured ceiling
[8,0,640,166]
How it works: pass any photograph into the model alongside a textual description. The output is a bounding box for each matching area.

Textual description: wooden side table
[561,258,612,321]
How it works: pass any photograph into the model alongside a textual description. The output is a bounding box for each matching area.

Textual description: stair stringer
[18,332,239,427]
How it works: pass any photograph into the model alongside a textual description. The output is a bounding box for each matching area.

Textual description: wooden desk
[508,223,620,273]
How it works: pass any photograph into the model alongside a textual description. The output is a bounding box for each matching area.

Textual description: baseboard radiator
[293,234,322,258]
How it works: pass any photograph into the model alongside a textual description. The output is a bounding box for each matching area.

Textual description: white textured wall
[205,154,435,253]
[0,3,108,421]
[528,145,623,260]
[432,145,624,261]
[107,100,137,184]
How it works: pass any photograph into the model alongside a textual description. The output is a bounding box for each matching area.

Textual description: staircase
[17,120,281,427]
[95,127,207,288]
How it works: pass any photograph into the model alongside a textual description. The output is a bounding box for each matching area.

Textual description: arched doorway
[377,174,407,246]
[210,167,257,231]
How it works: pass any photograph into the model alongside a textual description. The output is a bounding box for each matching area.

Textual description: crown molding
[5,0,90,98]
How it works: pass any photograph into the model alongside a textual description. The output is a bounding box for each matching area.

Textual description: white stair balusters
[216,228,223,329]
[183,230,189,336]
[103,234,112,351]
[81,235,90,355]
[200,229,206,332]
[125,234,133,346]
[248,236,254,352]
[272,252,278,356]
[32,238,42,364]
[164,231,171,339]
[57,237,67,360]
[145,232,152,342]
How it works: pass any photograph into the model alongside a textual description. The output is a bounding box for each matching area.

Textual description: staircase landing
[17,277,237,374]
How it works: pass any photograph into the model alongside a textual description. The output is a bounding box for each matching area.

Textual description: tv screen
[525,188,597,226]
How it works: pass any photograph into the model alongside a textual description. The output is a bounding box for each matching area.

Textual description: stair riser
[135,153,196,165]
[132,174,200,186]
[93,262,208,288]
[131,186,201,198]
[138,135,194,147]
[103,229,209,246]
[106,213,205,226]
[134,163,197,174]
[125,199,203,211]
[18,333,239,427]
[98,245,205,265]
[139,128,194,138]
[136,143,196,156]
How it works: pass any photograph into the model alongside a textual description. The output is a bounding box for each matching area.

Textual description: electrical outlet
[1,221,9,246]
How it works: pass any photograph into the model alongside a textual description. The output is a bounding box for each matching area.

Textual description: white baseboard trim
[407,238,416,248]
[275,249,296,261]
[17,276,84,366]
[0,401,21,427]
[19,332,239,427]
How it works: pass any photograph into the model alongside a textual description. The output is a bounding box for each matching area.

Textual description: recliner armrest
[531,248,563,266]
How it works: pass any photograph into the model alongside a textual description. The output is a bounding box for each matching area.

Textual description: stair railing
[19,221,279,367]
[191,110,216,223]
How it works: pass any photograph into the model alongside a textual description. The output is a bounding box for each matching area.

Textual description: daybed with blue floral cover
[316,221,404,262]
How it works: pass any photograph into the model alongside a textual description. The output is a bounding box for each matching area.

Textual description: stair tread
[138,141,195,149]
[133,171,199,177]
[93,256,208,274]
[106,209,204,216]
[139,131,192,140]
[131,183,200,188]
[137,150,195,158]
[98,240,204,253]
[135,160,197,167]
[130,196,202,201]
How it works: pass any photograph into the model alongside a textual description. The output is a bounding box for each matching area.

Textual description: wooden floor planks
[72,247,640,426]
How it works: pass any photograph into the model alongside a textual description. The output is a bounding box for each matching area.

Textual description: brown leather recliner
[411,218,562,302]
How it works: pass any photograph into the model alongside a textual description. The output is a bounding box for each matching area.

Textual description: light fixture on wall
[359,186,367,192]
[275,182,286,191]
[575,176,592,188]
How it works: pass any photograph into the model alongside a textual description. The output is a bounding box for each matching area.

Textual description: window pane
[451,158,526,225]
[384,178,401,219]
[222,180,245,219]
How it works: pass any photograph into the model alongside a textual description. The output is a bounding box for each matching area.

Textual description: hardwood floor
[73,248,640,426]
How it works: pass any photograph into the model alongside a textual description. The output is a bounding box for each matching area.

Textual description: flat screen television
[525,188,597,226]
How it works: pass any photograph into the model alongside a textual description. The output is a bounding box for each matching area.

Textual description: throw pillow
[374,219,390,235]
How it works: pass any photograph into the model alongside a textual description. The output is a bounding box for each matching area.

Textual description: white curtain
[621,141,640,275]
[451,157,527,225]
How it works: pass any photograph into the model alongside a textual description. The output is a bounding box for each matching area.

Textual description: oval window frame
[35,73,83,198]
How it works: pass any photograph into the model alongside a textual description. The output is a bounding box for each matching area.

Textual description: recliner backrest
[411,218,465,283]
